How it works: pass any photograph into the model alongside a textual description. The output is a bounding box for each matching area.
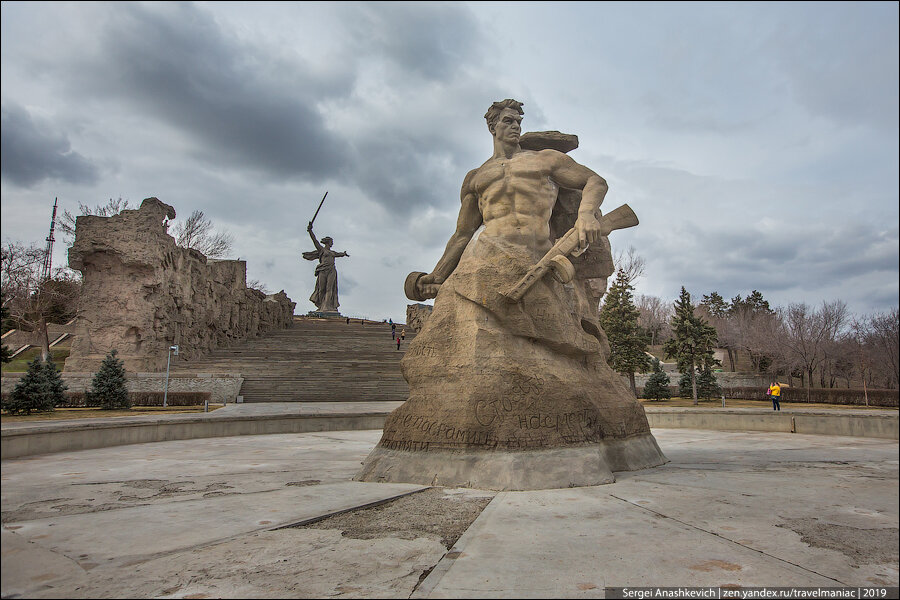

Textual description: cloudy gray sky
[2,1,897,323]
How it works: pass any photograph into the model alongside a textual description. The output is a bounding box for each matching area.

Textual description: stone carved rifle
[499,204,639,303]
[405,204,639,303]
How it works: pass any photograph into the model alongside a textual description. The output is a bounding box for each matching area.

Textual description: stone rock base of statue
[357,436,666,490]
[355,235,667,491]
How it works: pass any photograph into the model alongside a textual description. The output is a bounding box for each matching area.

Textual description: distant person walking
[396,337,401,350]
[767,381,781,411]
[400,328,406,341]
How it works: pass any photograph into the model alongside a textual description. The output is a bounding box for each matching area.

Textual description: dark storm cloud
[0,102,99,187]
[349,133,465,215]
[56,2,352,180]
[333,2,495,215]
[35,2,493,217]
[347,2,485,82]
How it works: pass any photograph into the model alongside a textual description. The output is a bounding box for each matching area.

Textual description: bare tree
[854,308,900,389]
[636,294,671,346]
[1,241,81,362]
[171,210,234,258]
[613,246,646,284]
[779,301,848,400]
[816,300,849,387]
[59,198,131,242]
[247,279,271,295]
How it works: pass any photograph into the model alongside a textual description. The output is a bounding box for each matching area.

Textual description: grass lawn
[639,397,896,410]
[1,347,70,373]
[1,405,224,423]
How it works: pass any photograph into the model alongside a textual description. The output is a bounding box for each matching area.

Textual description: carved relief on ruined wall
[406,303,434,333]
[67,197,295,372]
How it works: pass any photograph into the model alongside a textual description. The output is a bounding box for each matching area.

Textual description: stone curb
[1,412,389,459]
[2,406,896,460]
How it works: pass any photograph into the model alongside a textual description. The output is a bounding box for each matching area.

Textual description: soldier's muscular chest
[472,152,553,197]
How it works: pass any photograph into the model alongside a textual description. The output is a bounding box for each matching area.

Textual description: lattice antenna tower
[41,197,59,281]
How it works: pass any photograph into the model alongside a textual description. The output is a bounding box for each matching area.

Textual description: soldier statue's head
[484,99,524,136]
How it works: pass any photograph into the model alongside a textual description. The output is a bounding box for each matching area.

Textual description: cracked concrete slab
[2,428,897,598]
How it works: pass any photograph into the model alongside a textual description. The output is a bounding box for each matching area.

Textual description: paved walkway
[2,427,897,598]
[3,401,894,432]
[0,402,406,432]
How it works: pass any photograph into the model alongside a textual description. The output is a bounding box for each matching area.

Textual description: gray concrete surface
[2,428,897,598]
[0,402,405,459]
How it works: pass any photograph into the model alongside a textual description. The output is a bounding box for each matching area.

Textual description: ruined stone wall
[66,197,295,372]
[405,303,433,333]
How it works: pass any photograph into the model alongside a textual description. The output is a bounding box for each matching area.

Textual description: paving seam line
[608,493,850,586]
[269,486,432,530]
[9,486,436,571]
[410,490,506,598]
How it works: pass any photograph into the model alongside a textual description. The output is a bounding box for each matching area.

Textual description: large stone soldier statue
[356,99,667,490]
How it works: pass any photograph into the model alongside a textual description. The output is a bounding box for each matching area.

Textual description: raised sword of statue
[307,191,328,230]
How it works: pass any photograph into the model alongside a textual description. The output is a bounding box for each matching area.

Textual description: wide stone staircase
[172,317,414,403]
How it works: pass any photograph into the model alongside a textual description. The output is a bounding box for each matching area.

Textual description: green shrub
[642,358,671,401]
[25,390,211,409]
[89,350,130,410]
[720,386,898,407]
[44,357,68,407]
[696,366,722,400]
[3,357,56,414]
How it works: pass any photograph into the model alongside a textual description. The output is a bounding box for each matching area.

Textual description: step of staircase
[172,317,414,403]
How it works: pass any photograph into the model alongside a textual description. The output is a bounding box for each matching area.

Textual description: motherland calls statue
[302,194,348,314]
[356,99,667,490]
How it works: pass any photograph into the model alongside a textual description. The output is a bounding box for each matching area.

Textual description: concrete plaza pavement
[2,427,898,598]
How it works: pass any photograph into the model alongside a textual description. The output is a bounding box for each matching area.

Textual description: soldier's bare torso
[470,149,563,254]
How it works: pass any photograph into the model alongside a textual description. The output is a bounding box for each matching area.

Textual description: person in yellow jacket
[767,381,782,411]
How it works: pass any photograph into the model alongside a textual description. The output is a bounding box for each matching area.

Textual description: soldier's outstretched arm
[417,170,482,297]
[548,151,608,247]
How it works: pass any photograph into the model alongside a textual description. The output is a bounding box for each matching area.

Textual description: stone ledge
[644,407,898,440]
[3,407,895,460]
[1,413,389,459]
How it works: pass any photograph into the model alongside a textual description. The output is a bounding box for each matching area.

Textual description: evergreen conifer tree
[89,349,130,410]
[696,365,722,400]
[677,370,695,399]
[5,357,55,414]
[599,268,651,395]
[642,357,671,401]
[664,287,719,405]
[43,357,68,407]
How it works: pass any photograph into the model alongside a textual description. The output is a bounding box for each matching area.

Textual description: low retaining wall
[644,408,898,440]
[1,413,388,459]
[1,372,243,404]
[633,372,769,389]
[2,407,896,460]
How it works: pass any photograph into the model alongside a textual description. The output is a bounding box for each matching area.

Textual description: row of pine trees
[599,268,721,405]
[3,350,130,415]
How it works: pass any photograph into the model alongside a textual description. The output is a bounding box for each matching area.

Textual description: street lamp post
[163,345,179,408]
